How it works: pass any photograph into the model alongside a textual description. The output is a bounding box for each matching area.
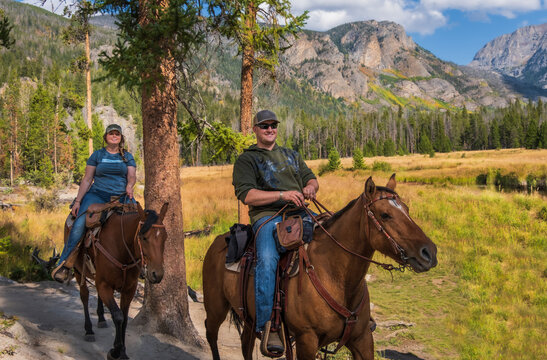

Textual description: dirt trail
[0,277,267,360]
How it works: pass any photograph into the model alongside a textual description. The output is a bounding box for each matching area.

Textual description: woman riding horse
[203,175,437,360]
[52,124,136,282]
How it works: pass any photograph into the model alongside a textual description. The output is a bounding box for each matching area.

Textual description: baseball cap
[105,124,123,135]
[253,110,279,125]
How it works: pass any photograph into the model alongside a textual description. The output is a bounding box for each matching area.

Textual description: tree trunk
[85,30,93,155]
[135,0,201,345]
[237,2,257,225]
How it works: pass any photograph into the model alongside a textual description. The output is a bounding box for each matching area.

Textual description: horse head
[137,202,169,283]
[363,174,437,272]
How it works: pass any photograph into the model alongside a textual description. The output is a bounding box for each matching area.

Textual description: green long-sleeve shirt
[233,144,317,224]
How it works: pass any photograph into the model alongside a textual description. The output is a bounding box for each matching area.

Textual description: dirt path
[0,277,267,360]
[0,277,431,360]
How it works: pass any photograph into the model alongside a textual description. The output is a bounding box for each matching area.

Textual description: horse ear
[386,173,396,190]
[137,202,146,220]
[159,202,169,222]
[364,177,376,201]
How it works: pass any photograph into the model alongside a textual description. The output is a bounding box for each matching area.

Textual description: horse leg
[98,285,126,360]
[240,324,256,360]
[346,330,374,360]
[294,333,320,360]
[203,297,230,360]
[97,297,108,328]
[116,285,137,360]
[75,271,95,342]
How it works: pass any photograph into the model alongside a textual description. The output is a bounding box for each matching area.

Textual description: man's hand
[281,190,305,207]
[302,184,317,200]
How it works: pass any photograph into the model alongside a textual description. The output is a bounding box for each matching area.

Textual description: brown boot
[51,262,70,283]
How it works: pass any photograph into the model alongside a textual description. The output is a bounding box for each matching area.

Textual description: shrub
[372,161,392,172]
[33,190,60,212]
[538,207,547,221]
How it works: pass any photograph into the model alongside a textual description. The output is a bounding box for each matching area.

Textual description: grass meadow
[1,148,546,359]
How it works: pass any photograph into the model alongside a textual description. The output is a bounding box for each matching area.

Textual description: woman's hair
[103,132,128,162]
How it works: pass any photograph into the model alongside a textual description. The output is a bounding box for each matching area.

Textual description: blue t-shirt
[87,148,136,195]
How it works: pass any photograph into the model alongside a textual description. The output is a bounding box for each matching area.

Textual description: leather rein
[92,208,165,287]
[296,194,411,354]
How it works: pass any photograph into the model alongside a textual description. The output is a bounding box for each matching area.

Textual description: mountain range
[3,0,547,114]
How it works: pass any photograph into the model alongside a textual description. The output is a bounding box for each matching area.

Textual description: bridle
[363,193,411,265]
[133,220,166,272]
[304,194,411,272]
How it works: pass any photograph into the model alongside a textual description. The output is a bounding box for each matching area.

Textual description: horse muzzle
[407,243,437,273]
[146,268,164,284]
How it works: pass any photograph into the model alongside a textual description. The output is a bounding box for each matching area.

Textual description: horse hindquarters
[203,234,232,360]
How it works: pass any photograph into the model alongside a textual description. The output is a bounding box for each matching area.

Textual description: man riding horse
[232,109,319,353]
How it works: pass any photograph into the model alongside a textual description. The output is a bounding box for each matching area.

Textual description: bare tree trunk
[53,82,61,174]
[237,2,257,225]
[135,0,201,345]
[85,30,93,155]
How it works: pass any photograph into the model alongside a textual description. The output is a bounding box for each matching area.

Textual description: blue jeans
[58,191,134,264]
[252,214,283,332]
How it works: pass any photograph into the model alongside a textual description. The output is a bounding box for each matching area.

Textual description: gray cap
[253,110,279,125]
[105,124,122,135]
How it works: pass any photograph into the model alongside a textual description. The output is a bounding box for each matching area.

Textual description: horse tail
[229,308,244,336]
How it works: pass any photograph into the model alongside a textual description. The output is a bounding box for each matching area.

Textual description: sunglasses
[256,123,278,130]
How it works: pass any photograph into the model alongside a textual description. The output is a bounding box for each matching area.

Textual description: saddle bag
[225,223,253,264]
[274,211,314,254]
[276,214,304,252]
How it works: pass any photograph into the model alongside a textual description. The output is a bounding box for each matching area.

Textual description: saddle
[65,202,139,283]
[233,208,332,359]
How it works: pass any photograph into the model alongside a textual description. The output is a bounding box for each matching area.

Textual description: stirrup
[51,261,70,283]
[260,320,285,357]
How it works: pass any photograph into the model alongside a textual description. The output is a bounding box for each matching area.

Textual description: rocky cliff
[469,23,547,90]
[277,20,522,110]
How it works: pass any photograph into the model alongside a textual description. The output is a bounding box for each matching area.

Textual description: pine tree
[352,147,365,170]
[417,134,433,154]
[327,147,341,171]
[0,8,14,49]
[383,138,396,156]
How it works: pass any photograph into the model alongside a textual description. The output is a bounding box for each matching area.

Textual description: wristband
[279,191,283,200]
[75,200,81,203]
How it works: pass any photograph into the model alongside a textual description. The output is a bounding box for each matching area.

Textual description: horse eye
[381,213,391,220]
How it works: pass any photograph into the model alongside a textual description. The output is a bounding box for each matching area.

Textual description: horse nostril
[420,246,432,263]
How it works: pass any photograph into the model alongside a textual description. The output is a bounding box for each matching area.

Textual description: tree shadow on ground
[377,349,425,360]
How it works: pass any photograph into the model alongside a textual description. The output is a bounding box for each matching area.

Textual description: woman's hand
[126,185,134,200]
[71,201,81,217]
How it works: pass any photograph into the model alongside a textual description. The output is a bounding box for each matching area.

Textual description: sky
[20,0,547,65]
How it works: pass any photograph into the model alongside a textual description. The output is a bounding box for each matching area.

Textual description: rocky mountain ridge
[275,20,530,110]
[469,23,547,90]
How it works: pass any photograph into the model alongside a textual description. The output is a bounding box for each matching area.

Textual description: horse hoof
[98,321,108,328]
[106,350,117,360]
[84,334,95,342]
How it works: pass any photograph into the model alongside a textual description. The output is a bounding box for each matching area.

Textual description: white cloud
[21,0,75,16]
[290,0,544,34]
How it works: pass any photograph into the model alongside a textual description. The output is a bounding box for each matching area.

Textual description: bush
[319,148,342,175]
[372,161,392,172]
[33,190,60,212]
[538,207,547,221]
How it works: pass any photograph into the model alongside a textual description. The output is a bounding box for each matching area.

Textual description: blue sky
[20,0,547,65]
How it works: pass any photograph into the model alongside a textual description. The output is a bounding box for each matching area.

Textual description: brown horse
[203,175,437,360]
[67,202,169,360]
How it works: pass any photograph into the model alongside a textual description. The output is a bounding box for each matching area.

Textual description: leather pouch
[276,215,304,251]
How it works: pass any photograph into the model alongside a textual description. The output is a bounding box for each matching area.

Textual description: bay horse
[203,175,437,360]
[66,202,169,360]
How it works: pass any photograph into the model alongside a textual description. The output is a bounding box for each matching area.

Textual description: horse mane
[140,210,159,234]
[321,196,360,229]
[321,186,398,229]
